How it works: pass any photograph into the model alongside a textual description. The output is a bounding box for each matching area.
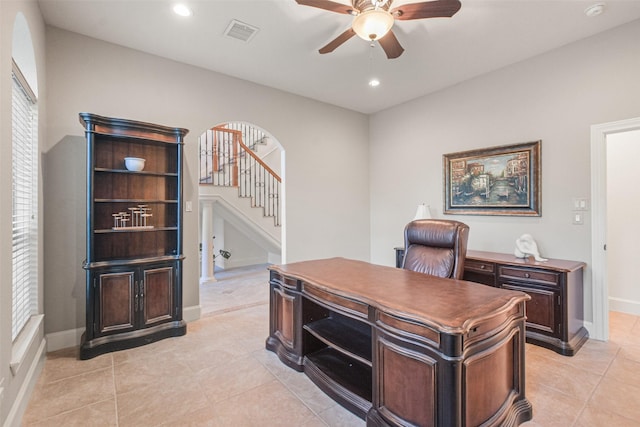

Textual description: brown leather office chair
[401,219,469,279]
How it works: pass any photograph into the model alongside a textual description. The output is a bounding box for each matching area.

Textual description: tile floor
[22,265,640,426]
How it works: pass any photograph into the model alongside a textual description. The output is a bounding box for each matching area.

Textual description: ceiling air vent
[224,19,259,43]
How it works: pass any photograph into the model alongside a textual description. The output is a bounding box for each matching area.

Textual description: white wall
[607,129,640,315]
[0,1,47,425]
[43,27,370,337]
[222,220,269,269]
[370,19,640,325]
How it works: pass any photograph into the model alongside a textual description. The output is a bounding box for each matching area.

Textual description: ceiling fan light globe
[352,9,394,41]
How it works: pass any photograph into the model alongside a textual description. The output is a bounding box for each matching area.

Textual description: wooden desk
[266,258,532,427]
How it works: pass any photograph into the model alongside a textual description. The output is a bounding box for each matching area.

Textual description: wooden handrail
[212,126,281,182]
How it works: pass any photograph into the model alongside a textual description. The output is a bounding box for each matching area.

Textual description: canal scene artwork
[443,141,541,216]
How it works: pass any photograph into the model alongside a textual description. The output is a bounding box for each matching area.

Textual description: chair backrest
[401,219,469,279]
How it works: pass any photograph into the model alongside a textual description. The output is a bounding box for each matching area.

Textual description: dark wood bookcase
[79,113,188,360]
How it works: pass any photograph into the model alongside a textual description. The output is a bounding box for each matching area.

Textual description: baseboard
[4,338,46,427]
[224,256,268,270]
[45,306,202,353]
[46,328,85,352]
[583,321,595,340]
[183,305,201,323]
[609,297,640,316]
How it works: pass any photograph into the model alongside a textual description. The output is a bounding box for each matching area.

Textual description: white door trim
[591,117,640,341]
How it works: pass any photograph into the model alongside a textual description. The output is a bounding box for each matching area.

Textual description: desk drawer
[465,259,495,274]
[498,266,560,286]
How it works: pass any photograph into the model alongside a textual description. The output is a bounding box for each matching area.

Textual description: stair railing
[199,126,281,226]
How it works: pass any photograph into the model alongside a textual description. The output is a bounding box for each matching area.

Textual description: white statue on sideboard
[514,234,548,262]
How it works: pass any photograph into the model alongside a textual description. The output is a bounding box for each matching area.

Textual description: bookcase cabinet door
[95,270,136,336]
[143,265,175,326]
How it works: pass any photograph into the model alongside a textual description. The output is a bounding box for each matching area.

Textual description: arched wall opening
[197,121,285,286]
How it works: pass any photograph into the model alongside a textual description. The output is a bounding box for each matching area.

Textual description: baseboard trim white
[46,328,84,352]
[609,297,640,316]
[183,305,201,322]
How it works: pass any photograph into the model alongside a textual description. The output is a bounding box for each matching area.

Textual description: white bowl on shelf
[124,157,145,171]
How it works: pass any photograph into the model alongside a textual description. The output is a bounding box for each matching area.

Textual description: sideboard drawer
[498,266,560,286]
[465,259,495,274]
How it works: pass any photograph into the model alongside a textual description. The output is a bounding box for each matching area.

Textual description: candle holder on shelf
[112,205,153,230]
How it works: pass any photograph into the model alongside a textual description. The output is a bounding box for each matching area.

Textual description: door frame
[591,116,640,340]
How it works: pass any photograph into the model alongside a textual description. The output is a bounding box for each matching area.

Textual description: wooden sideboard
[395,248,588,356]
[266,257,532,427]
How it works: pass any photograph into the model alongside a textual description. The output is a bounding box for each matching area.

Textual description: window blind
[12,63,38,341]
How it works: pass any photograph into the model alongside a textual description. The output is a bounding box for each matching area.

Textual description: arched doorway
[197,122,285,304]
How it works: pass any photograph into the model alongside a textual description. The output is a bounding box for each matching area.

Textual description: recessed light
[369,78,380,87]
[173,3,192,17]
[584,3,605,17]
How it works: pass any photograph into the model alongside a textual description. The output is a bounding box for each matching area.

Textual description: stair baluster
[199,125,281,226]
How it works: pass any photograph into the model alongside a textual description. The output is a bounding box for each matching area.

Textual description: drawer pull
[524,273,530,278]
[480,265,486,269]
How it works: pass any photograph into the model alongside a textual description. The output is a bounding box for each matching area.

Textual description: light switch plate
[185,201,193,212]
[572,211,584,225]
[573,198,588,211]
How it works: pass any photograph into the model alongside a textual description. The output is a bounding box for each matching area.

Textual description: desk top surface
[269,257,529,334]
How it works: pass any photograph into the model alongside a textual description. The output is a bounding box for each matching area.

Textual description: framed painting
[443,141,541,216]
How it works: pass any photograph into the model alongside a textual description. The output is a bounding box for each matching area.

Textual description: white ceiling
[37,0,640,114]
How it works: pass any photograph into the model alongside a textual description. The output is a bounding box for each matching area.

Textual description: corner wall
[369,19,640,325]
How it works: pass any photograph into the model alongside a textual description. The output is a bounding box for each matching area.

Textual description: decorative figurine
[111,205,153,230]
[514,234,548,262]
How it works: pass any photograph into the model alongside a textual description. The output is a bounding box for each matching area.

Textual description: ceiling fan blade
[391,0,461,20]
[319,28,356,54]
[378,30,404,59]
[296,0,356,15]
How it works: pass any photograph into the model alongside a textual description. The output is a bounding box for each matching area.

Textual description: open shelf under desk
[303,317,371,367]
[304,347,372,418]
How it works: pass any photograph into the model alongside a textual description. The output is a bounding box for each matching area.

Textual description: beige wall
[369,19,640,325]
[1,1,47,425]
[43,27,370,336]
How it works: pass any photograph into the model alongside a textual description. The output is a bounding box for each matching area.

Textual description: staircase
[199,124,281,227]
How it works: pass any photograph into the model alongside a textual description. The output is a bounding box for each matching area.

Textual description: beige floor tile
[23,399,117,427]
[196,353,277,404]
[575,404,639,427]
[589,376,640,422]
[604,353,640,387]
[117,375,210,427]
[566,338,619,375]
[207,380,323,426]
[524,382,585,426]
[39,347,113,384]
[317,404,366,427]
[111,333,181,365]
[618,343,640,363]
[113,348,198,394]
[275,365,338,414]
[22,367,115,424]
[526,349,602,403]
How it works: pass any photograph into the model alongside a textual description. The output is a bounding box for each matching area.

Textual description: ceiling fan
[296,0,461,59]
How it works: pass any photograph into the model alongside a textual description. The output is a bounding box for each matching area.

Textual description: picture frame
[443,141,541,216]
